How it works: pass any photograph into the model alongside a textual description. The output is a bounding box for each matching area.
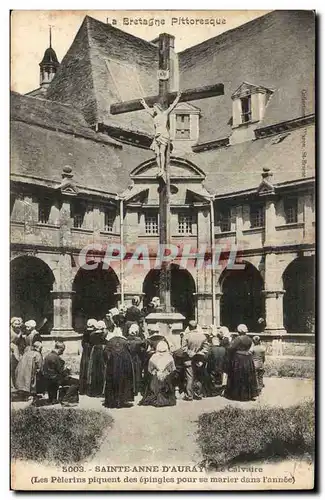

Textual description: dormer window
[175,114,191,139]
[240,96,252,124]
[231,82,274,129]
[170,103,200,145]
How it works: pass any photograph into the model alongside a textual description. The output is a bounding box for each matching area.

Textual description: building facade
[10,11,315,341]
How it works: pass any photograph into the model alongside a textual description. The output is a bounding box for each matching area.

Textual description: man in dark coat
[225,324,258,401]
[125,296,144,330]
[206,334,228,396]
[182,320,209,401]
[42,341,79,406]
[103,330,135,409]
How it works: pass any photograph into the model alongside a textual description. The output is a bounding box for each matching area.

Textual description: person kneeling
[139,341,177,407]
[42,341,79,407]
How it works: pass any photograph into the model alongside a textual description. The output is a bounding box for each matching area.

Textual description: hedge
[197,400,314,468]
[264,357,314,378]
[11,407,113,464]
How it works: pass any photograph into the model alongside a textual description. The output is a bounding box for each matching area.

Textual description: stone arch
[219,260,264,332]
[142,264,196,325]
[10,255,56,334]
[282,255,315,333]
[72,262,120,332]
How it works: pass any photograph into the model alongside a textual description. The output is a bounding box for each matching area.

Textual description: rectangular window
[145,211,159,235]
[219,207,231,232]
[104,210,115,232]
[178,212,194,235]
[250,204,265,228]
[175,114,191,139]
[38,198,51,224]
[284,197,298,224]
[72,202,85,229]
[241,96,252,123]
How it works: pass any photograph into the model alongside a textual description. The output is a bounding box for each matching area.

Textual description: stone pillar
[235,205,243,244]
[303,193,314,242]
[51,290,81,354]
[264,197,276,246]
[51,290,75,334]
[215,291,223,328]
[59,200,72,247]
[263,252,286,335]
[196,293,212,326]
[263,290,285,332]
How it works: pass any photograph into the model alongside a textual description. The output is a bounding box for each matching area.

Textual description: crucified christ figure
[140,91,181,182]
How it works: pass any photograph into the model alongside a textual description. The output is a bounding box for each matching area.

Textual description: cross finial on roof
[49,25,53,48]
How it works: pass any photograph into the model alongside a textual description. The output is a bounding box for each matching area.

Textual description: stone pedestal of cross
[111,33,224,340]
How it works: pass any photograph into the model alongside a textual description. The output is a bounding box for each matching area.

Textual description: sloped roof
[179,10,315,143]
[46,16,157,136]
[45,11,314,145]
[11,92,151,195]
[183,124,315,196]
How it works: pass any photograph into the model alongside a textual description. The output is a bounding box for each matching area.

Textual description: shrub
[197,400,314,468]
[11,407,113,464]
[264,358,314,378]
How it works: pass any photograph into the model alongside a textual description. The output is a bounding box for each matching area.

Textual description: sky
[11,10,270,94]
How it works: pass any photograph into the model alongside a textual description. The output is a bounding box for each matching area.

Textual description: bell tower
[39,26,60,88]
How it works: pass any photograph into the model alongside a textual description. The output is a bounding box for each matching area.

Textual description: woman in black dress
[79,318,97,395]
[126,323,146,396]
[87,321,107,397]
[103,326,135,409]
[225,324,258,401]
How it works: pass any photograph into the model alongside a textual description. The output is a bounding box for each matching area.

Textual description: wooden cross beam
[110,33,224,316]
[110,84,224,115]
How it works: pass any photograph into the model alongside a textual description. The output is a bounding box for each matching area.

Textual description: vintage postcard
[10,10,315,491]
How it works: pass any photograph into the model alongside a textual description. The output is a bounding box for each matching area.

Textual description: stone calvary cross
[110,33,224,327]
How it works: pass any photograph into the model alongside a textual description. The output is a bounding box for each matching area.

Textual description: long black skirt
[87,345,105,397]
[225,352,258,401]
[139,372,176,408]
[79,343,91,395]
[104,351,135,408]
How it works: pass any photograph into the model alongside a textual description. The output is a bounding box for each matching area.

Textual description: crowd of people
[10,296,266,409]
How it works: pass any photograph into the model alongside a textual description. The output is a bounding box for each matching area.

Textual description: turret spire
[39,26,60,89]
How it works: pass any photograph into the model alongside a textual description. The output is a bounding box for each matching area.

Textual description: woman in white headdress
[15,341,43,401]
[103,320,134,409]
[139,341,177,407]
[225,323,258,401]
[24,320,41,352]
[79,318,97,395]
[126,323,147,395]
[87,320,107,397]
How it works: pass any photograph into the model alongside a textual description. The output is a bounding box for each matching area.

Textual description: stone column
[262,290,285,331]
[264,197,276,246]
[59,200,72,247]
[235,205,243,244]
[303,193,314,242]
[196,293,212,326]
[215,291,223,328]
[51,290,75,335]
[51,290,81,353]
[263,252,286,335]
